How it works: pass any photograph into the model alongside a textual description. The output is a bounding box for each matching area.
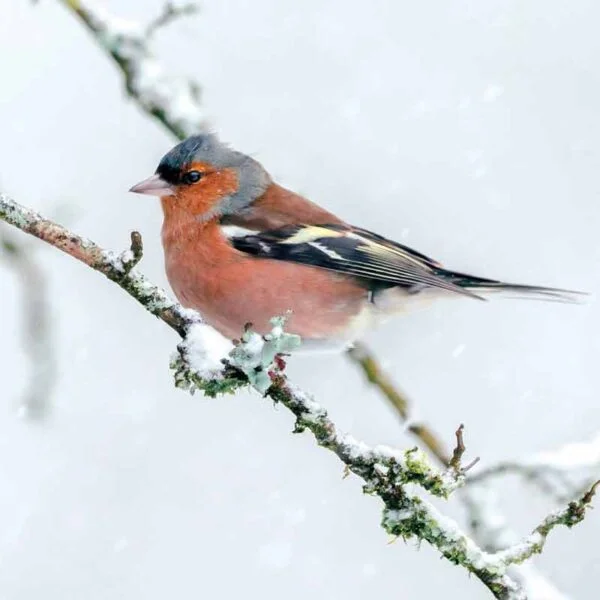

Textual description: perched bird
[129,134,583,346]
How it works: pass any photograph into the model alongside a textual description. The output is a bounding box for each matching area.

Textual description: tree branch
[59,0,204,140]
[346,340,592,600]
[346,337,587,600]
[498,481,599,566]
[347,342,451,465]
[145,2,200,38]
[467,432,600,503]
[2,191,597,599]
[0,193,190,336]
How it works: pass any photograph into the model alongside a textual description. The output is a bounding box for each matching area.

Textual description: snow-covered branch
[60,0,204,140]
[498,481,599,565]
[348,339,596,600]
[1,191,597,600]
[0,193,192,336]
[459,487,567,600]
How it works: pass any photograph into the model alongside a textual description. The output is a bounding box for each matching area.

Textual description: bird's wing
[231,223,483,299]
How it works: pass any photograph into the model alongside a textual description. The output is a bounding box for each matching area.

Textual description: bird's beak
[129,174,175,196]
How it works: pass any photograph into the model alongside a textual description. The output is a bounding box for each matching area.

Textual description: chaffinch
[129,133,583,346]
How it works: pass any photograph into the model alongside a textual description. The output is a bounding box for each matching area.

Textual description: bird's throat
[161,207,235,265]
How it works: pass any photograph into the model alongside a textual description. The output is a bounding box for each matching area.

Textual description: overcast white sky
[0,1,599,598]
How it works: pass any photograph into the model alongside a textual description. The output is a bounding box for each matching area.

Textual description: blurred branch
[59,0,203,140]
[467,432,600,502]
[347,342,451,464]
[4,193,597,599]
[1,226,56,419]
[145,2,200,38]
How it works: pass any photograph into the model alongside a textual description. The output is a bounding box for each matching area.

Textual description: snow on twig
[1,191,598,599]
[61,0,204,140]
[0,192,192,336]
[349,340,593,600]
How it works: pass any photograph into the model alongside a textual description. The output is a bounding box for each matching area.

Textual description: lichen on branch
[2,170,598,600]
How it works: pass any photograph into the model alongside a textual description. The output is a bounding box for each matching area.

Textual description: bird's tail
[435,269,588,304]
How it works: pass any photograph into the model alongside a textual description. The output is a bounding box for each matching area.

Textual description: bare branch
[450,423,467,469]
[449,424,480,474]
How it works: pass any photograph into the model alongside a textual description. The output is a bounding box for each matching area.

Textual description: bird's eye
[183,170,203,184]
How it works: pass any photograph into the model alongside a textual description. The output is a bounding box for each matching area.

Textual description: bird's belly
[372,286,453,317]
[165,253,369,342]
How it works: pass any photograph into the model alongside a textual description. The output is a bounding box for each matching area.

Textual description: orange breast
[162,218,367,340]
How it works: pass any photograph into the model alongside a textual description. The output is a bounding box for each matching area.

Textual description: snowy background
[1,1,599,598]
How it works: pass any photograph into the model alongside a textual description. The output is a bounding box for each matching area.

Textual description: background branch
[1,225,56,419]
[60,0,204,140]
[467,432,600,502]
[145,1,200,38]
[347,342,451,464]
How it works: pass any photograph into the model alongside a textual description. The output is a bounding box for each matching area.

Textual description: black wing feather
[231,224,484,299]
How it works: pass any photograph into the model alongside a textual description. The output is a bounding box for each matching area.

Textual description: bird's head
[129,134,270,221]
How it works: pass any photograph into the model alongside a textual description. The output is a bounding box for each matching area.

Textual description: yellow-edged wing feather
[232,224,484,299]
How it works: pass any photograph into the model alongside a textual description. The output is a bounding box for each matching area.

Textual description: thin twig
[0,194,189,336]
[449,424,480,474]
[450,423,467,470]
[119,230,144,274]
[145,2,200,38]
[497,480,600,565]
[467,432,600,503]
